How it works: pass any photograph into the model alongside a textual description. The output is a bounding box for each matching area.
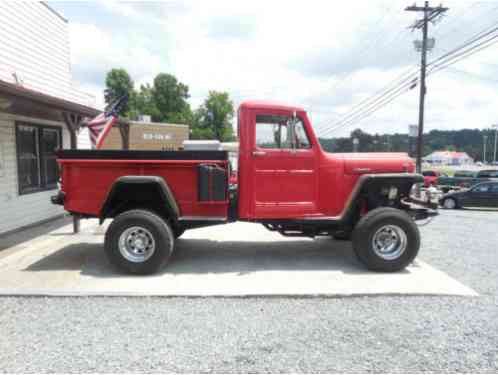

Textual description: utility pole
[406,2,448,173]
[483,135,488,164]
[493,124,498,164]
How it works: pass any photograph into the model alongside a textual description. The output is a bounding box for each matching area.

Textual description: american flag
[85,95,127,149]
[86,111,118,149]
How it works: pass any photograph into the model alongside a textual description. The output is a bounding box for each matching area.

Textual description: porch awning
[0,79,100,119]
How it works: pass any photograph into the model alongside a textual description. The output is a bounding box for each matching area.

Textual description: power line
[318,67,419,137]
[317,3,498,139]
[428,29,498,75]
[321,81,415,135]
[319,6,498,138]
[318,4,411,97]
[428,23,498,68]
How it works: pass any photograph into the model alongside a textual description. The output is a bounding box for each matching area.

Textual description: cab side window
[255,114,311,149]
[255,115,289,149]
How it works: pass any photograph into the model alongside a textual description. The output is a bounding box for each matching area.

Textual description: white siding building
[0,2,98,235]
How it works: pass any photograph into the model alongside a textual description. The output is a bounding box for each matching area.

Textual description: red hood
[333,152,415,174]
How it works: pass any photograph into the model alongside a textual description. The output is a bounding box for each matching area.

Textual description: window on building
[16,123,61,195]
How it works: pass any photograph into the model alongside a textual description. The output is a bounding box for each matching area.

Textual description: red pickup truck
[53,100,434,274]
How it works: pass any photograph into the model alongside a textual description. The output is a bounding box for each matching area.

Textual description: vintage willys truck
[52,100,435,274]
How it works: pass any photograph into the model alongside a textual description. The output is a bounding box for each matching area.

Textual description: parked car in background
[439,181,498,209]
[422,170,444,187]
[437,169,498,192]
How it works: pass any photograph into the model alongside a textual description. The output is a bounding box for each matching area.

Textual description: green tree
[193,91,234,141]
[134,84,161,121]
[318,127,495,162]
[350,128,374,152]
[104,68,134,115]
[152,73,191,123]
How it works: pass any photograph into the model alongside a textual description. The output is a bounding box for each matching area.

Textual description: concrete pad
[0,220,477,297]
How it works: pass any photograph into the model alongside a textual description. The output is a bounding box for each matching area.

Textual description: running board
[178,216,227,222]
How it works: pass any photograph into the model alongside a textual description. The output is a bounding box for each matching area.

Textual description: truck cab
[53,100,434,275]
[237,101,418,222]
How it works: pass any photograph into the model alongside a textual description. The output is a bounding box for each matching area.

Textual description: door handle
[252,151,266,157]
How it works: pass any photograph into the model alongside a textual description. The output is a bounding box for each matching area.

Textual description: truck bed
[57,149,230,220]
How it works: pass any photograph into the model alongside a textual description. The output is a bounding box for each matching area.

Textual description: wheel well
[360,179,414,211]
[100,177,179,224]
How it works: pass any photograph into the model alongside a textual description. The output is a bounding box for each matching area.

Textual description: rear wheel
[352,207,420,272]
[104,209,174,274]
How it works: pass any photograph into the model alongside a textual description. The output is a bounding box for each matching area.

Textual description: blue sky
[49,1,498,136]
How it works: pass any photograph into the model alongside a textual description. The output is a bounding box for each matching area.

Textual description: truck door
[251,111,317,218]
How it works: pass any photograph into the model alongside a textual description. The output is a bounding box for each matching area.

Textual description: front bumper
[404,196,438,221]
[50,191,65,206]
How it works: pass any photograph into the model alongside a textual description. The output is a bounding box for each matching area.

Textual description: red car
[52,100,435,275]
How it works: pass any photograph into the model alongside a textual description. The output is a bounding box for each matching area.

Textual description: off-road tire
[173,227,185,239]
[352,207,420,272]
[104,209,174,275]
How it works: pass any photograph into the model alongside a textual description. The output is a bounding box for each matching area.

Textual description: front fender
[341,173,424,222]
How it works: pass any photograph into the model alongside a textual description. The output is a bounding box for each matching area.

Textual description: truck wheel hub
[372,225,407,260]
[119,226,155,263]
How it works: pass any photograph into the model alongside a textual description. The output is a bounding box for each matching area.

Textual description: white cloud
[69,22,164,83]
[57,0,498,137]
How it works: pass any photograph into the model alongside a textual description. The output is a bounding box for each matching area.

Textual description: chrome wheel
[371,225,407,261]
[118,226,156,263]
[443,198,456,209]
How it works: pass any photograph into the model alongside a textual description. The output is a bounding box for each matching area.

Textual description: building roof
[0,78,100,118]
[239,100,305,112]
[40,2,68,23]
[424,151,472,159]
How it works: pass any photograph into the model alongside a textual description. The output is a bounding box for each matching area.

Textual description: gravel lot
[0,209,497,373]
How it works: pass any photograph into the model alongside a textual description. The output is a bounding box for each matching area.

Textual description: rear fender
[99,176,180,224]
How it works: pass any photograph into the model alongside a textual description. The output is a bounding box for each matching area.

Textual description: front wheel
[104,209,174,275]
[352,207,420,272]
